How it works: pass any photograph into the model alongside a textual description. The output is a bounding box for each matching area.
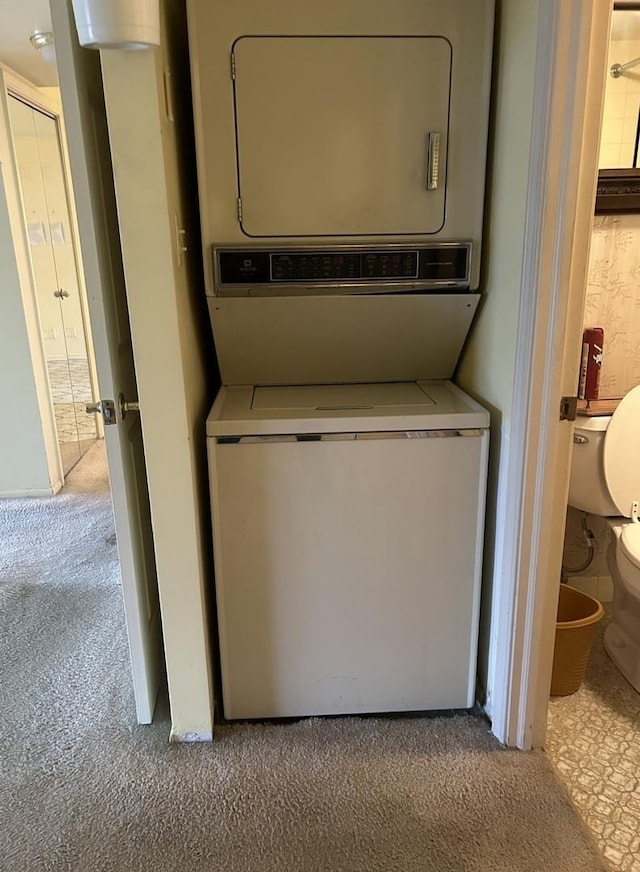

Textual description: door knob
[119,394,140,419]
[85,399,117,425]
[85,397,139,423]
[53,289,70,299]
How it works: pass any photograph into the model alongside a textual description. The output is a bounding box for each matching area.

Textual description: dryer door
[232,36,451,238]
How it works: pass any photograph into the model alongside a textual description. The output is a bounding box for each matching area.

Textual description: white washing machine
[207,381,489,719]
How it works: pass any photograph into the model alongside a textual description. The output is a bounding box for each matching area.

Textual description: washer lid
[603,385,640,518]
[620,525,640,570]
[206,380,490,437]
[251,382,435,412]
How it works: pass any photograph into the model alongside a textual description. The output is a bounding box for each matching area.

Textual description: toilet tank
[569,416,619,516]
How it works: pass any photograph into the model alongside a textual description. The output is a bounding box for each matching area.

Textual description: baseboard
[565,574,614,603]
[169,729,214,743]
[0,486,56,498]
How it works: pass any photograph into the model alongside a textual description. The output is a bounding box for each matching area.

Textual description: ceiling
[0,0,58,86]
[0,3,638,90]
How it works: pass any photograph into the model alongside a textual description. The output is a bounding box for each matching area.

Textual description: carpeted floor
[0,443,609,871]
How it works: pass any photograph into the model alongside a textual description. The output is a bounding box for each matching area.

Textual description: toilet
[568,384,640,692]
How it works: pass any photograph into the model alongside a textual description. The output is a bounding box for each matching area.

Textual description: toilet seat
[620,525,640,571]
[603,385,640,518]
[616,524,640,599]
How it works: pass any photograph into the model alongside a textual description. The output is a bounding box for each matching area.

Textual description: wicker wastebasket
[550,584,604,696]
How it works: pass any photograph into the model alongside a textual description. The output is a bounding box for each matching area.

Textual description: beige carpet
[0,443,609,872]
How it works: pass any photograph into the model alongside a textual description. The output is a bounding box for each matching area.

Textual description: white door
[233,36,451,237]
[50,0,164,724]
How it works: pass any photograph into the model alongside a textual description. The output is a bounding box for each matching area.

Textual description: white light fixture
[30,31,57,68]
[70,0,160,50]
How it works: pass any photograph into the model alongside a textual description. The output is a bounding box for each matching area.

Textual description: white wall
[100,0,216,739]
[0,165,52,496]
[456,0,540,710]
[0,69,65,497]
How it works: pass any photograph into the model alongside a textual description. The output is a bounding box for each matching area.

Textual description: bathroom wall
[563,510,613,600]
[598,23,640,168]
[562,211,640,599]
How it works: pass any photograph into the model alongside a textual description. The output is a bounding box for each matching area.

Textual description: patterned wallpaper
[583,213,640,399]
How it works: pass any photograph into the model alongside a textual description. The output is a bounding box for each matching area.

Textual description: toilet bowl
[568,385,640,692]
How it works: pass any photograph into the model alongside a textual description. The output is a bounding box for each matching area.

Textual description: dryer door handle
[426,131,441,190]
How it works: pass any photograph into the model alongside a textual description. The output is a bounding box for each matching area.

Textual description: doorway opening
[545,5,640,868]
[0,55,163,726]
[7,92,100,476]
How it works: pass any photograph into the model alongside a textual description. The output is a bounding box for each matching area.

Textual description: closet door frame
[0,64,102,490]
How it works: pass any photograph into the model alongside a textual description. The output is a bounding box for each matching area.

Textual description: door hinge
[174,214,187,267]
[163,66,174,122]
[230,53,236,80]
[560,395,578,422]
[237,197,243,223]
[86,399,117,425]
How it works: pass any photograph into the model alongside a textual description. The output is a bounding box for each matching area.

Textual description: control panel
[214,243,472,295]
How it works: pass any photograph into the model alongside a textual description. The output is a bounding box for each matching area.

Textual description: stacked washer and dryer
[187,0,495,720]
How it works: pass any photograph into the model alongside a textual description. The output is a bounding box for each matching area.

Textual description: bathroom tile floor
[546,606,640,871]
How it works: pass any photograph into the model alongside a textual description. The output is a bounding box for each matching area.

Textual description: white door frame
[0,65,103,489]
[489,0,612,749]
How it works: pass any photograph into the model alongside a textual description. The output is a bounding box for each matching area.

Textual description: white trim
[0,484,63,499]
[490,0,612,749]
[487,0,560,748]
[45,86,104,441]
[169,729,214,743]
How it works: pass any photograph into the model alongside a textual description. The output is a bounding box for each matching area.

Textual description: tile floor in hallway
[48,358,93,403]
[546,605,640,872]
[47,358,98,474]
